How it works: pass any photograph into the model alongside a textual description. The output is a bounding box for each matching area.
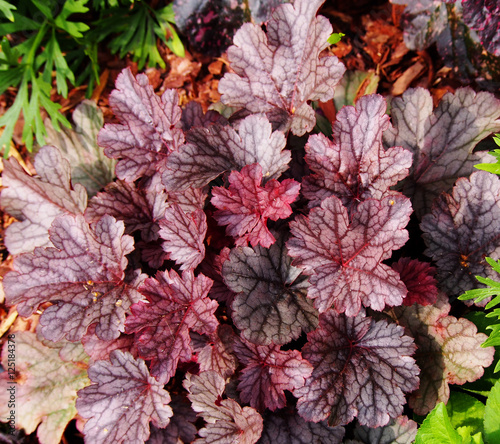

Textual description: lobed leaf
[287,195,411,315]
[391,257,438,306]
[350,415,418,444]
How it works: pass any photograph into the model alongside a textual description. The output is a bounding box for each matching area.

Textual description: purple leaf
[125,269,218,384]
[258,411,345,444]
[295,312,419,427]
[159,203,207,271]
[3,214,144,342]
[462,0,500,56]
[391,257,438,306]
[76,350,173,444]
[180,100,227,131]
[389,291,495,415]
[212,164,300,248]
[287,195,411,315]
[1,145,87,255]
[97,68,183,182]
[163,114,291,191]
[223,234,318,345]
[420,171,500,298]
[383,87,500,217]
[351,415,418,444]
[234,335,313,411]
[81,324,137,363]
[303,94,412,209]
[219,0,345,135]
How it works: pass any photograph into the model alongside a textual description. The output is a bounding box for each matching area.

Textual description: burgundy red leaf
[391,257,438,306]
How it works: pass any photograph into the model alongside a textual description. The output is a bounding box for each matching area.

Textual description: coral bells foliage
[1,0,499,443]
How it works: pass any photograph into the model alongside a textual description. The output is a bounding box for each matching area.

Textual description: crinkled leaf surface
[295,312,419,427]
[184,371,263,444]
[383,87,500,217]
[81,324,137,363]
[389,292,495,415]
[223,233,318,345]
[391,257,438,306]
[303,94,412,209]
[1,145,87,255]
[0,331,89,444]
[126,269,217,384]
[287,195,411,315]
[159,203,207,271]
[258,411,344,444]
[351,415,418,444]
[3,214,144,342]
[234,335,313,411]
[76,350,173,444]
[219,0,345,135]
[420,171,500,298]
[212,164,300,248]
[97,68,183,182]
[43,99,115,197]
[462,0,500,56]
[163,114,290,191]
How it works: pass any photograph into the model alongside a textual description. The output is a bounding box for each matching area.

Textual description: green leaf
[415,402,464,443]
[53,0,90,38]
[327,32,345,45]
[446,391,485,437]
[484,380,500,443]
[0,0,16,21]
[476,134,500,174]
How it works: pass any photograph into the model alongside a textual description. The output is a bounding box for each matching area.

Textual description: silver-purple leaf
[287,195,411,315]
[97,68,184,182]
[383,87,500,217]
[223,234,318,345]
[1,145,87,255]
[350,415,418,444]
[76,350,173,444]
[219,0,345,136]
[295,312,419,427]
[303,94,412,209]
[420,171,500,298]
[3,214,143,342]
[163,114,291,191]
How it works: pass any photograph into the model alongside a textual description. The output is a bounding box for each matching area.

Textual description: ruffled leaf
[391,257,438,306]
[287,195,411,315]
[1,145,87,255]
[3,214,143,342]
[212,164,300,248]
[76,350,173,444]
[351,415,418,444]
[219,0,345,135]
[295,312,419,427]
[125,269,218,384]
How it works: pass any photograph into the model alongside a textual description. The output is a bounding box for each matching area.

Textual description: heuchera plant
[1,0,500,442]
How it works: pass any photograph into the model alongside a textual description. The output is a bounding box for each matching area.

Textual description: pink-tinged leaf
[0,331,90,444]
[212,164,300,248]
[159,203,207,271]
[3,214,144,342]
[258,411,345,444]
[180,100,227,131]
[125,269,217,384]
[420,171,500,298]
[303,94,412,209]
[383,87,500,217]
[184,371,264,443]
[391,257,438,306]
[164,114,291,191]
[295,312,419,427]
[219,0,345,135]
[97,68,184,182]
[76,350,173,444]
[287,195,411,315]
[234,336,313,412]
[351,415,418,444]
[1,145,87,255]
[223,234,318,345]
[388,292,495,415]
[81,324,137,363]
[167,185,208,213]
[462,0,500,56]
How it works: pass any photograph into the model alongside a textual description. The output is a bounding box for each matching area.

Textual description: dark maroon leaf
[420,171,500,298]
[462,0,500,56]
[351,415,418,444]
[223,234,318,345]
[287,195,411,315]
[303,94,412,209]
[391,257,438,306]
[1,145,87,255]
[163,114,291,191]
[3,214,144,342]
[295,312,419,427]
[125,269,218,384]
[212,164,300,248]
[97,68,183,182]
[234,335,313,411]
[219,0,345,135]
[76,350,173,444]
